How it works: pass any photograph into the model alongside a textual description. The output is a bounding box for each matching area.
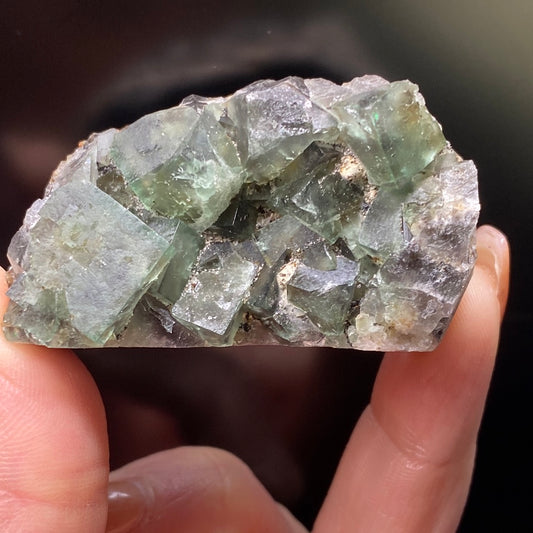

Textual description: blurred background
[1,1,531,530]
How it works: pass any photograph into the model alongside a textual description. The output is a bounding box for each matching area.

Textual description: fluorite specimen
[3,76,479,351]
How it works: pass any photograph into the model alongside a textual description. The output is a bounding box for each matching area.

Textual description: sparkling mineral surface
[3,76,479,351]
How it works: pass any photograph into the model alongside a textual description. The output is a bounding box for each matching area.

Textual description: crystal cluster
[3,76,479,351]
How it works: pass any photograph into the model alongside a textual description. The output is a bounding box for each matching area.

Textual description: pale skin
[0,225,509,533]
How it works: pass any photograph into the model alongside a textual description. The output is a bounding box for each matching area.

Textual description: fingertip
[1,265,11,315]
[475,224,510,320]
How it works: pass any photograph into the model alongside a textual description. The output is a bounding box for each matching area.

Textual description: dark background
[1,1,531,530]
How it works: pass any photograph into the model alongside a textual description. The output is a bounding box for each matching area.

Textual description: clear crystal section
[3,76,479,351]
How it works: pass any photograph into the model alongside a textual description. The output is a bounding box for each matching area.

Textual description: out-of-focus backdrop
[1,1,531,530]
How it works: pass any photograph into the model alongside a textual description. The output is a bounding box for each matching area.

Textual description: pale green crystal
[111,104,243,230]
[227,77,338,181]
[287,256,359,335]
[152,221,203,304]
[307,77,446,186]
[3,75,479,351]
[6,181,173,346]
[266,142,363,243]
[171,243,260,343]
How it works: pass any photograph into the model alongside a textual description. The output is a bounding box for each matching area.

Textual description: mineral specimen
[2,75,479,351]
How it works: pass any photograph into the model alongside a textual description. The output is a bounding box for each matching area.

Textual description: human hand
[0,225,509,532]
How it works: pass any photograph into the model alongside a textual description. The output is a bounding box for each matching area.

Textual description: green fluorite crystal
[3,76,479,351]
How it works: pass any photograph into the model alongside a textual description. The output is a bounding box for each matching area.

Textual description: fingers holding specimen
[314,226,510,533]
[370,224,509,469]
[0,268,109,533]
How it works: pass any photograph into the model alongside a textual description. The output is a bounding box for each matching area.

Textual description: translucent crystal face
[3,75,479,351]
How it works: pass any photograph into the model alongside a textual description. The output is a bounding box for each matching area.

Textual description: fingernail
[476,225,508,292]
[106,479,145,533]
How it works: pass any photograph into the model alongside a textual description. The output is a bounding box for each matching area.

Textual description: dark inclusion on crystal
[3,75,479,351]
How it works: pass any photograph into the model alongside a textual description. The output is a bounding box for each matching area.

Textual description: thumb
[0,267,109,532]
[105,446,307,533]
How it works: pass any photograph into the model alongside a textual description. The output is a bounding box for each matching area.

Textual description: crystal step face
[3,76,479,351]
